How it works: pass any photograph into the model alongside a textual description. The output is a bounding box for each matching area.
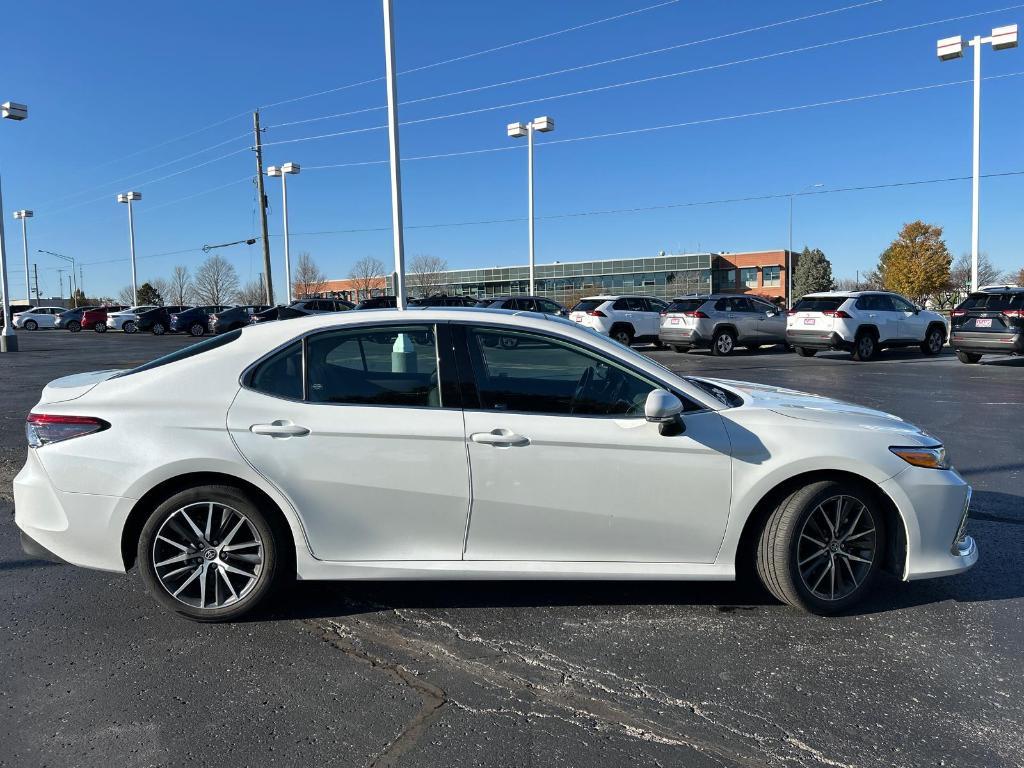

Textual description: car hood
[39,369,122,405]
[700,377,936,441]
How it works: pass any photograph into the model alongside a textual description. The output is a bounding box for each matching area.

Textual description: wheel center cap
[202,548,217,561]
[830,542,841,553]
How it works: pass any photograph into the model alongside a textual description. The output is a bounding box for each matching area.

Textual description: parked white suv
[569,295,668,346]
[787,291,947,361]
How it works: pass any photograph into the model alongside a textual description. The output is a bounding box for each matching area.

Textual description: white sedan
[106,305,157,334]
[12,306,66,330]
[14,309,977,621]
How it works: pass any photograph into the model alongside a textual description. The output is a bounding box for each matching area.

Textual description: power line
[257,0,685,110]
[262,2,1024,138]
[265,0,885,130]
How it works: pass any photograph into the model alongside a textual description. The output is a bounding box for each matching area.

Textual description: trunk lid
[40,370,122,404]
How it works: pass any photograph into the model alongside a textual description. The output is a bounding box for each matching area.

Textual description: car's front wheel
[94,322,107,333]
[189,322,206,337]
[123,320,137,334]
[137,485,283,622]
[68,320,81,333]
[152,322,166,336]
[23,319,37,331]
[757,480,884,614]
[920,326,944,356]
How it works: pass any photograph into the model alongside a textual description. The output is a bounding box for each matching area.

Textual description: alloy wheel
[857,335,874,359]
[927,330,943,353]
[123,321,137,334]
[715,332,734,355]
[151,501,264,610]
[796,495,877,602]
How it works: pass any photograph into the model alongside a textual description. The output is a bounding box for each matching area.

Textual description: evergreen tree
[793,247,834,300]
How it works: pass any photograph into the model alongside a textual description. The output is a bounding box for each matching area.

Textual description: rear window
[793,296,847,312]
[958,292,1024,311]
[112,330,242,379]
[572,300,604,312]
[666,299,705,313]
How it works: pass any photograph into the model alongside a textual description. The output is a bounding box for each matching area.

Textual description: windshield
[684,377,742,408]
[572,300,604,312]
[666,299,705,313]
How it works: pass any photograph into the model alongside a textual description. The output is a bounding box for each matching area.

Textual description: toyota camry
[14,309,977,621]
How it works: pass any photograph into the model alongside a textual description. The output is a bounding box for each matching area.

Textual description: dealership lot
[2,331,1022,767]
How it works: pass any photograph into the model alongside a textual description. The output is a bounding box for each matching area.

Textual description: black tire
[746,344,763,352]
[123,320,138,335]
[94,322,107,333]
[795,347,817,357]
[956,350,982,364]
[711,328,736,356]
[756,480,885,615]
[151,321,166,336]
[920,325,945,356]
[851,331,877,361]
[68,321,81,333]
[137,484,284,622]
[189,322,206,337]
[611,326,634,346]
[651,339,666,350]
[671,345,690,353]
[23,319,37,331]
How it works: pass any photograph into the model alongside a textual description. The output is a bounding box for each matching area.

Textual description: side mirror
[645,389,685,436]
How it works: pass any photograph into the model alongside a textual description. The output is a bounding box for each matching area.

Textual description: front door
[227,322,470,562]
[891,294,928,340]
[457,324,733,563]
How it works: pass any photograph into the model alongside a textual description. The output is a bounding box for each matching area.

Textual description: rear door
[728,297,760,341]
[625,297,651,335]
[863,295,900,341]
[752,298,785,342]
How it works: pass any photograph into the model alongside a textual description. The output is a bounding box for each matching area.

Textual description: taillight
[26,413,109,448]
[951,309,967,317]
[1003,310,1023,319]
[587,310,607,317]
[823,310,852,319]
[786,309,797,316]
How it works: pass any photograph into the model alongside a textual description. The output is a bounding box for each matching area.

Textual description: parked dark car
[55,305,99,332]
[408,294,478,307]
[136,305,191,335]
[950,286,1024,363]
[81,305,128,333]
[251,298,353,324]
[354,296,413,310]
[209,304,270,334]
[474,295,569,316]
[168,305,233,337]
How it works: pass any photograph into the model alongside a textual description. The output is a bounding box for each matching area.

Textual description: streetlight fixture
[266,163,300,304]
[117,192,142,305]
[937,24,1018,292]
[38,249,79,307]
[0,100,27,353]
[13,210,33,307]
[787,183,824,308]
[507,116,554,294]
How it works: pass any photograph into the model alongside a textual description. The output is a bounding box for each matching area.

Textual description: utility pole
[56,268,64,301]
[253,110,275,306]
[79,264,84,299]
[382,0,407,310]
[33,263,39,304]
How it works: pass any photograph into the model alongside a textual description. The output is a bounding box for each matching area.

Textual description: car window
[648,298,668,313]
[537,299,561,314]
[612,298,630,311]
[890,295,917,312]
[115,330,243,380]
[959,292,1023,311]
[872,295,897,312]
[732,298,755,312]
[666,299,705,313]
[306,325,440,407]
[572,299,604,312]
[626,297,647,312]
[465,327,657,417]
[249,341,303,400]
[795,297,847,312]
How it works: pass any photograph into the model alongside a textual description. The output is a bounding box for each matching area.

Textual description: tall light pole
[13,210,33,306]
[266,163,300,304]
[0,101,27,353]
[787,183,823,308]
[507,116,555,295]
[38,249,78,307]
[938,24,1018,292]
[117,192,142,305]
[382,0,407,310]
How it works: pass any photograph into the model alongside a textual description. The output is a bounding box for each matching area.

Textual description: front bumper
[880,468,978,580]
[14,448,131,573]
[785,330,854,351]
[951,330,1023,355]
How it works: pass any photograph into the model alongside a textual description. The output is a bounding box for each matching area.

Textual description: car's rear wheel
[920,325,944,355]
[94,322,107,333]
[956,350,982,364]
[189,322,206,337]
[794,346,817,357]
[137,485,283,622]
[611,326,634,346]
[23,319,37,330]
[152,321,166,336]
[123,320,137,334]
[68,320,81,333]
[712,328,736,356]
[757,480,884,614]
[852,332,877,361]
[671,345,689,353]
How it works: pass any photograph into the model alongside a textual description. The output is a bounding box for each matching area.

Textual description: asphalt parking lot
[2,330,1022,767]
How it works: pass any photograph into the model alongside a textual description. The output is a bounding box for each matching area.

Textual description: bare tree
[193,255,240,305]
[168,265,194,306]
[117,285,136,305]
[932,252,1003,309]
[348,256,386,299]
[235,278,266,305]
[148,277,172,304]
[407,254,448,297]
[293,252,328,298]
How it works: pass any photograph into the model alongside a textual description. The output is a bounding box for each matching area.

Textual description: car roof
[799,291,892,298]
[578,295,652,301]
[976,285,1024,293]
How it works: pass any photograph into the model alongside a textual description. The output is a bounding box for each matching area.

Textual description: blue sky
[3,0,1023,300]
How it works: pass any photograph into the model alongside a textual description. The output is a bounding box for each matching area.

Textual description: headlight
[889,445,950,470]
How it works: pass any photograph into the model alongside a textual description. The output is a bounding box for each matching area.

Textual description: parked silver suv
[659,294,787,355]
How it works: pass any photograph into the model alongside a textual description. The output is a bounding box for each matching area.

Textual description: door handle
[251,422,310,438]
[470,429,530,447]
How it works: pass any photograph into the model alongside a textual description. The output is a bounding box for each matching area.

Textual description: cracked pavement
[2,333,1022,767]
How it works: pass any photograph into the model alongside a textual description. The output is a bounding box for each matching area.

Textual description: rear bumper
[951,330,1023,354]
[785,330,853,351]
[658,327,707,347]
